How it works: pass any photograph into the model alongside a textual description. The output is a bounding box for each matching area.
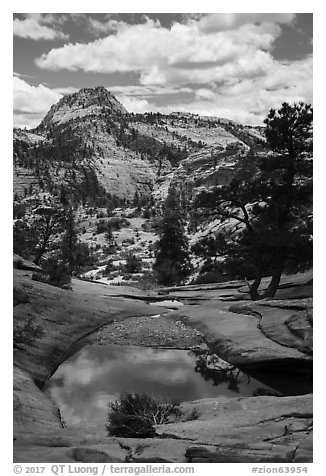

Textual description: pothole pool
[44,344,280,426]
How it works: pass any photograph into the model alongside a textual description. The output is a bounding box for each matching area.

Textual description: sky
[13,12,313,129]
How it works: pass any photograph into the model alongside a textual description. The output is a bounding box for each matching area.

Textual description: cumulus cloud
[13,75,62,128]
[35,16,282,81]
[197,13,295,33]
[167,55,313,124]
[34,15,305,108]
[13,13,68,40]
[139,49,276,87]
[115,55,312,125]
[16,13,311,126]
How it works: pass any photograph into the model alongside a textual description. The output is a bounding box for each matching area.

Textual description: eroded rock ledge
[164,271,313,374]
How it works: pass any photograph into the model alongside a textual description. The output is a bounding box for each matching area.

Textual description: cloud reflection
[45,344,271,425]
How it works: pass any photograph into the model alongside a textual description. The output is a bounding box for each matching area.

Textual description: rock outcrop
[39,87,128,129]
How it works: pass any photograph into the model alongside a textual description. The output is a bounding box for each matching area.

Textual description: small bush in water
[107,393,182,438]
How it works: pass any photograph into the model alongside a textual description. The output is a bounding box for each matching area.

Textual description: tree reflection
[191,348,280,396]
[191,348,246,393]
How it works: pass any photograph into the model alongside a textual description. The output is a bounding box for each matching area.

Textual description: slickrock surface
[14,394,312,463]
[14,269,168,384]
[162,271,313,372]
[13,265,313,463]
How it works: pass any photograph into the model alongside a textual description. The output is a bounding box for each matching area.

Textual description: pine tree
[153,186,192,285]
[194,102,312,299]
[260,102,313,297]
[59,206,95,275]
[31,205,65,264]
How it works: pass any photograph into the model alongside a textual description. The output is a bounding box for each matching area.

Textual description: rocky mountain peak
[64,86,126,109]
[37,86,127,130]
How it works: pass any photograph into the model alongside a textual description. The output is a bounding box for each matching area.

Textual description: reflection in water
[193,352,245,393]
[44,344,278,426]
[191,348,280,395]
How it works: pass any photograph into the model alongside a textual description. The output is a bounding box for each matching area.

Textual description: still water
[44,344,278,426]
